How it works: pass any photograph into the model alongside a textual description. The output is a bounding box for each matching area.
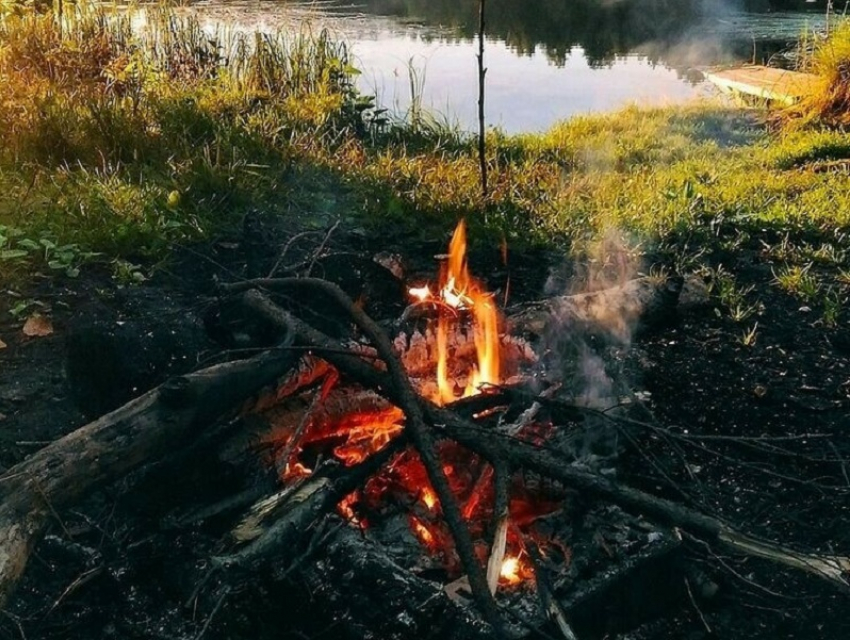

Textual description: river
[183,0,832,132]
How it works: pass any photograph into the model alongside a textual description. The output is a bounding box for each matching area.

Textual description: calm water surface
[186,0,830,132]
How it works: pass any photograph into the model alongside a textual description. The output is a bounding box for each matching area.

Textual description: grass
[789,21,850,127]
[2,2,850,298]
[0,2,360,275]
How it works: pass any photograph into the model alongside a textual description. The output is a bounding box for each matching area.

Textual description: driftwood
[0,341,299,607]
[508,275,683,339]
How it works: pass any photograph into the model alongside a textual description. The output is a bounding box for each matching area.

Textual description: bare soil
[0,224,847,640]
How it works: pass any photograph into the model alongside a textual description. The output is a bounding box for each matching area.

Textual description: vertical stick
[477,0,488,199]
[56,0,64,40]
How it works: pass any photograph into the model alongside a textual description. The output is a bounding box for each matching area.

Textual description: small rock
[0,337,7,349]
[22,314,53,337]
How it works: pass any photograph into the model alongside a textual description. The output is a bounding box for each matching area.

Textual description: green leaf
[0,249,29,260]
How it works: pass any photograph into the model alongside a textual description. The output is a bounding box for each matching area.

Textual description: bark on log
[0,344,299,607]
[508,276,683,340]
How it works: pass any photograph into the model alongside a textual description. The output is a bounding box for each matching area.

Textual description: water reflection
[304,0,829,67]
[186,0,829,131]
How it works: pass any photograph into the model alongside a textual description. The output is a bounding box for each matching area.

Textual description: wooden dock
[704,66,820,105]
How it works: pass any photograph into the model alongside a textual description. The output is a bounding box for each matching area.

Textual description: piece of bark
[508,276,683,341]
[0,344,299,607]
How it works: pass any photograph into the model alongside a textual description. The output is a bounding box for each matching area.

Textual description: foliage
[2,2,850,295]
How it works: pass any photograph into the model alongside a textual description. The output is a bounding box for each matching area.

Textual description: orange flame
[409,220,502,405]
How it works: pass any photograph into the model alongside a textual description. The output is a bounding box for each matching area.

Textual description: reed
[787,21,850,127]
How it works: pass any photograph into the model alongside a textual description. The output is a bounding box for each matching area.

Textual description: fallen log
[508,276,683,340]
[0,341,299,607]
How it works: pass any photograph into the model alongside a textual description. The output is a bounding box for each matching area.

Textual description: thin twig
[684,576,712,634]
[305,219,341,278]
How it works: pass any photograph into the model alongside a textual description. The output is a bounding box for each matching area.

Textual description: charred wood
[0,341,299,607]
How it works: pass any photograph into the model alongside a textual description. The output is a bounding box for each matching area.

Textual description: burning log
[238,288,850,596]
[0,342,299,607]
[508,275,683,340]
[215,441,405,572]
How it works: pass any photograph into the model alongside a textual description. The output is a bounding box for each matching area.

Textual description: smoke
[542,228,648,413]
[539,229,655,462]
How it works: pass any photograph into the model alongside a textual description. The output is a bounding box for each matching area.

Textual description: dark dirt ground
[0,220,848,640]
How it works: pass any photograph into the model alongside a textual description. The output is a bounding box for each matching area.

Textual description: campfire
[262,220,546,590]
[1,218,847,640]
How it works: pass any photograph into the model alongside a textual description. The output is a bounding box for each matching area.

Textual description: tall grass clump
[789,22,850,127]
[0,1,360,265]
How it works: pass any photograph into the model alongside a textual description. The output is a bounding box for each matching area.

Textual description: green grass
[3,3,850,289]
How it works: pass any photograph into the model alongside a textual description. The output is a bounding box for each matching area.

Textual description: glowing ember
[499,555,533,586]
[421,486,438,511]
[409,515,436,547]
[331,407,405,466]
[500,557,521,583]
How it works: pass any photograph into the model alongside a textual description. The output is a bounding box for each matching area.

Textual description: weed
[773,264,822,301]
[709,266,759,322]
[111,259,147,286]
[785,22,850,127]
[822,287,843,327]
[740,322,759,347]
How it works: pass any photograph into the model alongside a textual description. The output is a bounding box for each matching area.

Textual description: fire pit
[0,219,847,640]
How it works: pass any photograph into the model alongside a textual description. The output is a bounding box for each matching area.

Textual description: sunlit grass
[0,2,358,268]
[787,21,850,127]
[3,2,850,288]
